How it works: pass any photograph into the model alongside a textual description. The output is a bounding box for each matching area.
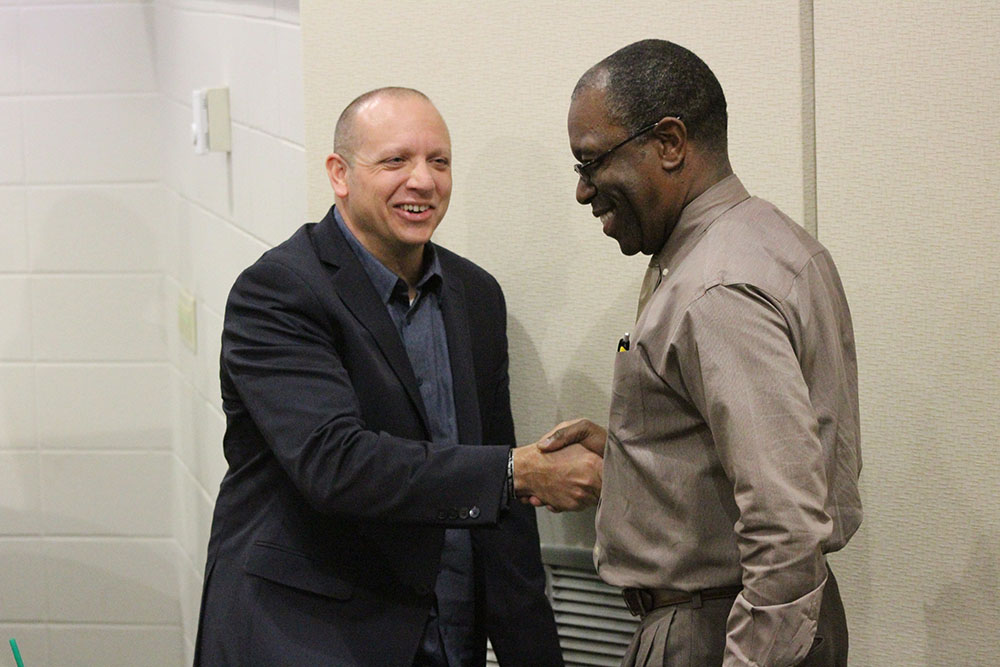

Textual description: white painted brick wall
[1,1,304,664]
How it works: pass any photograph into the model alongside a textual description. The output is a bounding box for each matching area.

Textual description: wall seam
[801,0,819,239]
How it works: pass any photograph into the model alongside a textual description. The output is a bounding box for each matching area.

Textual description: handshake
[511,419,608,513]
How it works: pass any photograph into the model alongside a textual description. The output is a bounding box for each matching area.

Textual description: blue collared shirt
[334,209,475,666]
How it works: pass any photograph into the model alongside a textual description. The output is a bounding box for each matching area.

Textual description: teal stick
[9,638,24,667]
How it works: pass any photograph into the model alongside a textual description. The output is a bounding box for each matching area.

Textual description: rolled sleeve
[724,575,825,666]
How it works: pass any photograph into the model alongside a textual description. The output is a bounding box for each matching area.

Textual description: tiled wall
[0,1,304,664]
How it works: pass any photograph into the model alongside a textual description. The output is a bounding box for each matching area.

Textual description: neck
[365,237,425,288]
[681,152,733,208]
[388,248,425,291]
[339,209,425,288]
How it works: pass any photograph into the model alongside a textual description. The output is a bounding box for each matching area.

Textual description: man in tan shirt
[544,39,862,665]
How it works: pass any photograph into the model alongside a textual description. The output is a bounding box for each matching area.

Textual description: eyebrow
[375,145,451,157]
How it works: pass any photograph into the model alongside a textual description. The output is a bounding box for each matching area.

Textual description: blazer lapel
[312,209,431,435]
[440,268,482,446]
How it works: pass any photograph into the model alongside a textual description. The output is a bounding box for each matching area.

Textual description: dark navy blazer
[194,207,563,666]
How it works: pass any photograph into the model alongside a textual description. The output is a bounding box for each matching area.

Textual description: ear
[326,153,350,198]
[652,117,687,171]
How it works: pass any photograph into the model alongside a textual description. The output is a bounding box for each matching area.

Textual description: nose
[576,175,596,204]
[406,160,435,192]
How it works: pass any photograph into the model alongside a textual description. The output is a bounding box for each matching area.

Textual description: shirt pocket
[609,347,646,438]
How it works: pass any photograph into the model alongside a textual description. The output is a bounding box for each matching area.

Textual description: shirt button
[469,506,480,519]
[661,268,669,277]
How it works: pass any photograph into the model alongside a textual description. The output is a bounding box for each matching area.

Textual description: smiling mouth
[397,204,431,213]
[592,207,616,235]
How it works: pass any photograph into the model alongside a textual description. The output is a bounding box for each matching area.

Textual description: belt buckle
[622,588,652,617]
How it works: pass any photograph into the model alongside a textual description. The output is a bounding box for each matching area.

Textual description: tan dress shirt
[595,175,862,666]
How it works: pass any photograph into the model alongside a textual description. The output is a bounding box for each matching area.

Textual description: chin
[613,236,642,256]
[399,222,440,244]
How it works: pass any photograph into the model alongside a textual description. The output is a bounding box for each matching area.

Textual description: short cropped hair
[333,87,431,161]
[574,40,728,155]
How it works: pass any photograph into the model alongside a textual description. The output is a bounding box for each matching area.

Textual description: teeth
[400,204,429,213]
[600,211,613,224]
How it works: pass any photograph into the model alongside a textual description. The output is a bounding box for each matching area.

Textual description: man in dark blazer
[194,87,602,666]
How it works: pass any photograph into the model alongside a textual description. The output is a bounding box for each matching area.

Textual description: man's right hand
[511,442,602,512]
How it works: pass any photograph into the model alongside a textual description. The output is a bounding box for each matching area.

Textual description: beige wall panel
[303,1,810,550]
[815,2,1000,664]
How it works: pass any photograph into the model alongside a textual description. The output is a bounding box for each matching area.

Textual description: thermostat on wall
[191,87,232,155]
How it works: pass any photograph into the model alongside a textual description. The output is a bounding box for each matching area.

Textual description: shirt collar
[334,207,442,304]
[651,173,750,272]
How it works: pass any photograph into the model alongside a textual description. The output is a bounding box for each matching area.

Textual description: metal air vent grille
[486,545,637,666]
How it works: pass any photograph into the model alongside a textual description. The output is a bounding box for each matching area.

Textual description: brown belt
[622,585,743,617]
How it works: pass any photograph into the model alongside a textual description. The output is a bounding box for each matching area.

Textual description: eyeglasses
[573,116,680,182]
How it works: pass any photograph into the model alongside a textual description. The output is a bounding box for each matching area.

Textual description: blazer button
[437,510,447,520]
[447,508,458,520]
[415,584,431,596]
[459,507,469,519]
[469,506,480,519]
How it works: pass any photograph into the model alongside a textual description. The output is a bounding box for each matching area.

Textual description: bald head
[334,87,432,162]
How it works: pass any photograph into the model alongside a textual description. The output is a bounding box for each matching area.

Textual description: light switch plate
[205,87,231,152]
[191,87,231,154]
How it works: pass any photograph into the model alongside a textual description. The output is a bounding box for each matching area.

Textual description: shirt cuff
[500,447,514,510]
[723,573,826,667]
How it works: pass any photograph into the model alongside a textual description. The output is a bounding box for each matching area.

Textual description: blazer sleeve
[472,285,565,666]
[222,257,510,526]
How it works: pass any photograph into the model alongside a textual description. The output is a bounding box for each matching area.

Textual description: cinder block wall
[0,1,304,664]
